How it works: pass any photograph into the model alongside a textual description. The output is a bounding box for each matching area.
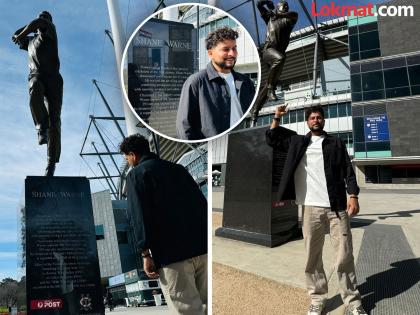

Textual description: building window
[297,109,304,122]
[408,65,420,85]
[384,68,409,88]
[348,22,381,61]
[95,225,104,240]
[362,71,384,91]
[365,166,392,183]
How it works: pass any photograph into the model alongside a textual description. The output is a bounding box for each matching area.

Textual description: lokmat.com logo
[311,1,414,17]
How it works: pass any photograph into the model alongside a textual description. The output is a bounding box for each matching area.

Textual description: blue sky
[0,0,387,280]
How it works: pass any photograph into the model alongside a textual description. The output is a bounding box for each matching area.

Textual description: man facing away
[266,105,367,315]
[12,11,63,176]
[176,26,256,140]
[257,0,298,101]
[120,134,207,314]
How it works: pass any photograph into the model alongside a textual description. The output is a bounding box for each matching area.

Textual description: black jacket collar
[138,152,159,165]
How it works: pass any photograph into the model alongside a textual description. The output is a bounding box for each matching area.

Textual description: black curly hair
[206,26,239,50]
[119,134,150,156]
[305,105,325,121]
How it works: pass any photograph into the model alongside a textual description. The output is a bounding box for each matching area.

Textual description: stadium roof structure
[279,17,349,93]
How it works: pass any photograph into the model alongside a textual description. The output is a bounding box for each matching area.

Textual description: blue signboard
[364,115,390,142]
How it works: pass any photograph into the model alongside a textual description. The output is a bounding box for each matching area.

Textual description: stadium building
[213,0,420,188]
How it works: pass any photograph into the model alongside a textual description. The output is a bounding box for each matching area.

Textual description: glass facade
[351,53,420,103]
[364,165,420,184]
[245,102,352,127]
[349,22,380,62]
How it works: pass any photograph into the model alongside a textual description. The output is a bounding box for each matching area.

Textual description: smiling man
[266,105,367,315]
[176,26,256,140]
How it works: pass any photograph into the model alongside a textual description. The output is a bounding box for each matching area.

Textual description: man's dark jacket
[176,63,256,140]
[126,153,207,268]
[266,126,359,212]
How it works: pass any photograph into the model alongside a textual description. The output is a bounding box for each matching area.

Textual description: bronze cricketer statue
[250,0,298,126]
[12,11,63,176]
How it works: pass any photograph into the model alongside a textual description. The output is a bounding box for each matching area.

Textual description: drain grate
[355,224,420,315]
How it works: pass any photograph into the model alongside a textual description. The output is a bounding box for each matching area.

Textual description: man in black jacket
[266,105,367,315]
[120,134,207,314]
[176,27,255,140]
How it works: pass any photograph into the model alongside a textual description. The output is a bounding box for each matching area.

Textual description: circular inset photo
[122,3,260,142]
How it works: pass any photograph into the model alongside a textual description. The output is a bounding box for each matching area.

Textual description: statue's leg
[263,49,286,100]
[29,76,50,145]
[29,76,49,132]
[250,86,268,126]
[44,74,63,164]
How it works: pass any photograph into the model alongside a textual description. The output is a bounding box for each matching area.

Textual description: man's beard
[309,124,324,132]
[214,58,236,70]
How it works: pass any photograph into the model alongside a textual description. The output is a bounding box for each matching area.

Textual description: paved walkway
[213,188,420,315]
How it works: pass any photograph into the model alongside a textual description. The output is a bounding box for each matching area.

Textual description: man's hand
[143,256,159,279]
[346,197,360,217]
[275,103,288,118]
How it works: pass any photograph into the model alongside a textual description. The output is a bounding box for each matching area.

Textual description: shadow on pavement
[357,209,420,221]
[351,218,375,229]
[323,294,343,314]
[358,258,420,313]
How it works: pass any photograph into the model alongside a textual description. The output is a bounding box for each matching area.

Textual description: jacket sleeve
[176,76,204,140]
[126,170,153,251]
[266,126,292,152]
[341,140,360,195]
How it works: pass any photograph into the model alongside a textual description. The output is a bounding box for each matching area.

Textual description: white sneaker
[347,305,368,315]
[307,304,324,315]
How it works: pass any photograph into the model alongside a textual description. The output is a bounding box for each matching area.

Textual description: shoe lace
[309,304,322,312]
[352,306,367,314]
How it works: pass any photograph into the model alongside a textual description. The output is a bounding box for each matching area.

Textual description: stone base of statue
[215,126,299,247]
[24,176,104,315]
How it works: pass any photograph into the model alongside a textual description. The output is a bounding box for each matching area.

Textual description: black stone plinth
[215,126,299,247]
[25,176,104,315]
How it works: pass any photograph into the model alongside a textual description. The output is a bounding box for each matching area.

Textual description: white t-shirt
[219,72,243,126]
[294,135,331,207]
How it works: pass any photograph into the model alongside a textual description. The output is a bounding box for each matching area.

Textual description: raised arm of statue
[12,18,47,43]
[257,0,275,24]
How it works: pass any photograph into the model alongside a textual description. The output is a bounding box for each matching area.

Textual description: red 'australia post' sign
[30,299,63,310]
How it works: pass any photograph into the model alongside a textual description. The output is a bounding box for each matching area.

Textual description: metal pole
[319,34,349,47]
[251,0,261,46]
[92,79,125,139]
[98,162,118,199]
[106,0,145,136]
[92,142,119,193]
[92,118,122,175]
[312,33,319,98]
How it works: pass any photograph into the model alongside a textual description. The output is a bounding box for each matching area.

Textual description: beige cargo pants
[158,254,207,315]
[302,206,362,308]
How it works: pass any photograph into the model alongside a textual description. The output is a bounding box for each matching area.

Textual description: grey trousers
[158,254,207,315]
[29,73,63,163]
[302,206,362,308]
